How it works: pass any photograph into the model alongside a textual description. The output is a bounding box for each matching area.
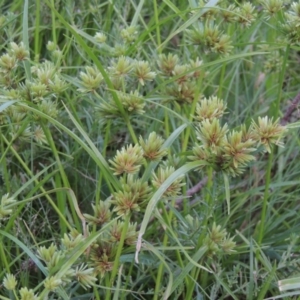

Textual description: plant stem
[153,0,161,52]
[1,134,72,231]
[125,117,138,144]
[258,44,290,245]
[153,202,170,300]
[106,214,130,300]
[42,124,80,231]
[34,0,40,59]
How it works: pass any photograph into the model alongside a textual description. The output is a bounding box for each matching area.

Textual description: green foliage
[0,0,300,299]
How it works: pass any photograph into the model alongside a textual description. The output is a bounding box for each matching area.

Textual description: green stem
[34,0,40,59]
[93,286,100,300]
[272,44,290,119]
[51,0,57,44]
[153,223,169,300]
[105,1,114,33]
[258,44,290,245]
[153,203,170,299]
[153,0,161,52]
[258,152,273,244]
[205,167,213,206]
[182,73,202,153]
[1,134,72,231]
[217,62,226,99]
[186,168,213,295]
[164,108,170,138]
[125,117,138,144]
[106,214,130,300]
[0,243,10,273]
[0,135,10,193]
[96,121,111,205]
[121,261,134,300]
[42,124,80,231]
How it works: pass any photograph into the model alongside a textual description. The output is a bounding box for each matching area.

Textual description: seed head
[46,41,56,52]
[236,2,257,27]
[119,90,145,115]
[196,118,228,154]
[139,132,167,161]
[9,42,29,61]
[109,220,138,245]
[133,60,156,86]
[0,53,17,73]
[74,264,97,289]
[188,57,203,79]
[261,0,283,18]
[94,32,107,43]
[19,287,39,300]
[90,241,115,277]
[61,230,84,251]
[109,56,133,78]
[0,194,16,219]
[211,34,233,56]
[83,201,112,226]
[44,276,62,291]
[166,81,198,104]
[251,116,286,153]
[157,53,179,76]
[32,61,56,86]
[223,130,256,168]
[78,65,104,93]
[152,166,185,198]
[120,26,138,43]
[219,4,237,23]
[111,175,152,216]
[109,144,144,175]
[195,96,226,122]
[3,273,17,290]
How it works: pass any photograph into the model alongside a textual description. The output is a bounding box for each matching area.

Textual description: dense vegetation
[0,0,300,299]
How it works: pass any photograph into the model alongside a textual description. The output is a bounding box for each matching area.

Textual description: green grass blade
[143,241,173,300]
[136,160,209,262]
[19,102,120,191]
[278,276,300,292]
[170,246,208,294]
[0,230,47,275]
[223,172,230,215]
[22,0,31,80]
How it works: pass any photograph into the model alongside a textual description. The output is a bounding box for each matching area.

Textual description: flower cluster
[281,2,300,44]
[189,96,287,176]
[157,54,205,104]
[186,1,300,61]
[111,175,152,216]
[97,90,145,123]
[3,273,39,300]
[186,26,233,56]
[83,201,112,226]
[0,42,67,149]
[193,1,257,27]
[109,144,144,175]
[78,55,156,124]
[139,132,168,161]
[204,223,236,256]
[152,166,185,198]
[261,0,284,19]
[82,198,140,277]
[0,194,16,220]
[2,230,98,298]
[109,132,167,175]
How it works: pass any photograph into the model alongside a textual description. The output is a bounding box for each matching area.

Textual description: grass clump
[0,0,300,299]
